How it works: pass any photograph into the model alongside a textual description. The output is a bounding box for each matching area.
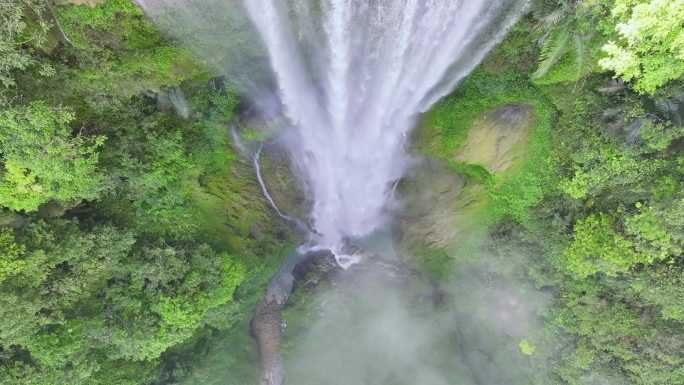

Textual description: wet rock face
[252,300,284,385]
[252,249,339,385]
[292,249,339,284]
[455,103,533,173]
[257,144,311,223]
[400,103,535,253]
[399,158,468,251]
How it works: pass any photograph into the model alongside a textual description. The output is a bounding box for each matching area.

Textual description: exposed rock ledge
[455,103,532,174]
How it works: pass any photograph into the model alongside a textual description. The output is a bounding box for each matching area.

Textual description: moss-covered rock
[455,104,533,174]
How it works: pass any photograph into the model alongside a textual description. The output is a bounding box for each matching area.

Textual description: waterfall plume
[136,0,528,260]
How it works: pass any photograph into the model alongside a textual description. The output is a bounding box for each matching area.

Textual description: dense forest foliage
[522,1,684,382]
[0,1,290,384]
[421,0,684,383]
[0,0,682,384]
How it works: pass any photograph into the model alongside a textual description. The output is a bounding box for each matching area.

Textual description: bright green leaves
[519,339,536,356]
[565,213,641,277]
[0,102,105,212]
[151,254,245,358]
[564,209,678,278]
[626,205,682,260]
[0,220,248,382]
[600,0,684,94]
[531,0,684,93]
[0,162,44,210]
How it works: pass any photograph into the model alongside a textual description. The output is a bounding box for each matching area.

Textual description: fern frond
[541,9,567,29]
[574,32,585,79]
[532,0,566,21]
[533,26,571,79]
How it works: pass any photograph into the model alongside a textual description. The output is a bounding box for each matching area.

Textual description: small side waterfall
[243,0,528,258]
[253,143,311,235]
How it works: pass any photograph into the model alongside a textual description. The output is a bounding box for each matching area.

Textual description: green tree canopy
[600,0,684,94]
[0,101,105,212]
[0,220,247,385]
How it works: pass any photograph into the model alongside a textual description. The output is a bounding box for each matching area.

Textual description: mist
[281,237,551,385]
[132,2,551,384]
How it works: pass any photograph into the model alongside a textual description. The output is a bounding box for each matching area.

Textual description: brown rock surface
[455,103,533,173]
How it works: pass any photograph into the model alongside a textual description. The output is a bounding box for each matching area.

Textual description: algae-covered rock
[400,103,536,276]
[455,103,532,174]
[402,103,536,249]
[399,158,468,251]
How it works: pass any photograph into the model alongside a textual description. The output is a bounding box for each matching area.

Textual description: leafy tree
[0,219,247,384]
[116,130,198,238]
[564,213,642,277]
[630,264,684,322]
[0,0,48,100]
[100,242,246,361]
[550,281,684,385]
[559,144,663,200]
[0,102,105,212]
[626,204,682,261]
[55,0,202,99]
[0,227,26,283]
[600,0,684,94]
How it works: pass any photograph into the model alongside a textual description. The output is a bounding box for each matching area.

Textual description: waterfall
[135,0,528,260]
[135,2,530,384]
[242,0,528,257]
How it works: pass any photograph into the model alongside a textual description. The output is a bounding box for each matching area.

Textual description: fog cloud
[282,241,551,385]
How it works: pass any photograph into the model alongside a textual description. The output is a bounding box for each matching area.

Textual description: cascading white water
[241,0,528,256]
[135,0,528,261]
[135,2,530,384]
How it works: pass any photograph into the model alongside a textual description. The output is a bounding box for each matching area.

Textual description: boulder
[455,103,533,174]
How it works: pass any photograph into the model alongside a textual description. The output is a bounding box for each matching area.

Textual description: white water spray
[242,0,527,253]
[136,0,527,259]
[135,2,530,384]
